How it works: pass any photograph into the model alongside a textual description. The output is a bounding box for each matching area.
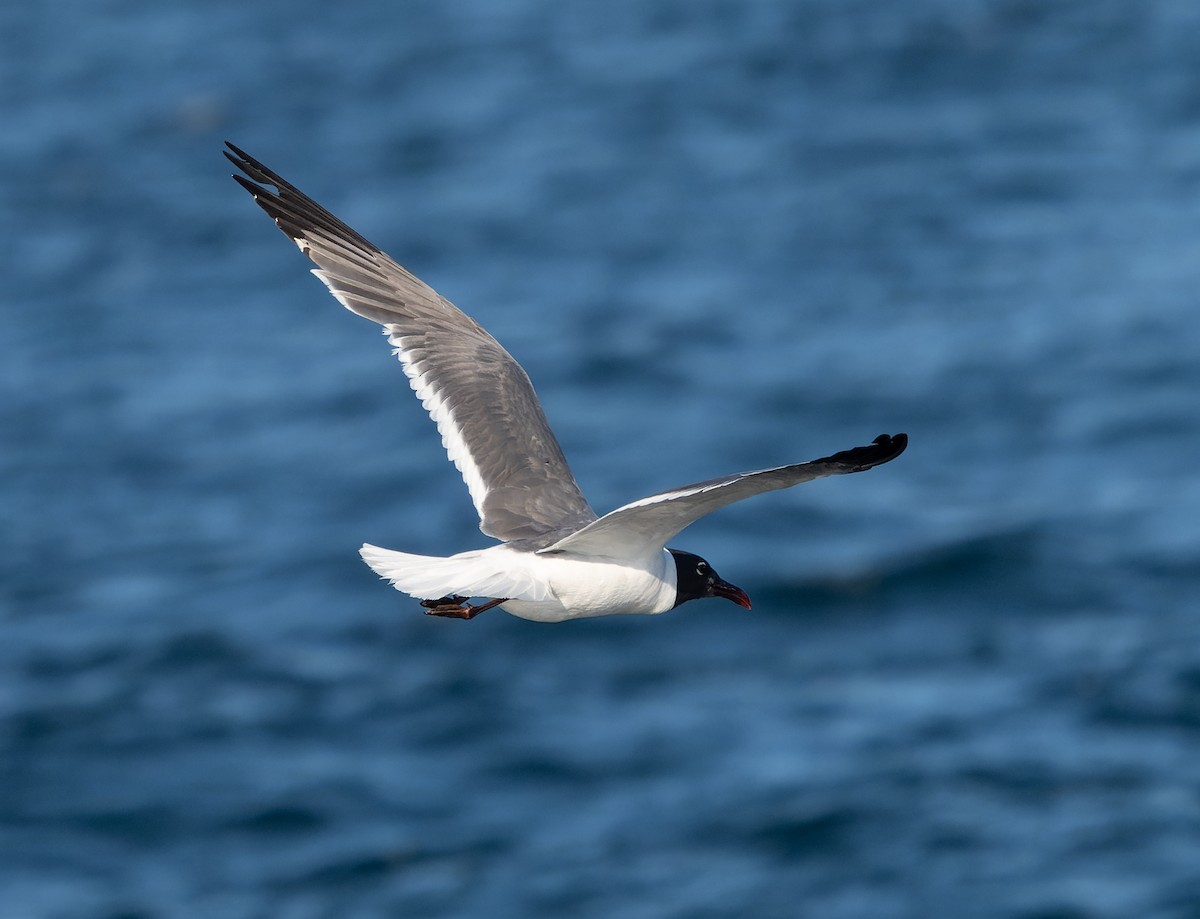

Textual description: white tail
[358,544,551,602]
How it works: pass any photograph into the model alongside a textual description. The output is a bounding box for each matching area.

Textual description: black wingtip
[224,141,290,192]
[873,432,907,459]
[223,142,382,254]
[817,432,908,471]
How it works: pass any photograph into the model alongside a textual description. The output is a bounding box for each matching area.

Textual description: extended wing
[226,143,597,542]
[539,433,907,561]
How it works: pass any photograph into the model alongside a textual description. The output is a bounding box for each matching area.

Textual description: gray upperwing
[540,433,908,561]
[226,143,597,542]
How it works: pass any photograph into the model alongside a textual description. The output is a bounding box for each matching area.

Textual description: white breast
[499,548,678,622]
[360,542,678,623]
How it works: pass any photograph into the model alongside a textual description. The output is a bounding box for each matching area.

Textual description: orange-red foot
[420,596,507,619]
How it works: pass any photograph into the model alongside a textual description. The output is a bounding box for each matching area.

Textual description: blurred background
[4,1,1200,917]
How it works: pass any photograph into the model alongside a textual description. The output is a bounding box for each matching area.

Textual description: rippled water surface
[4,2,1200,917]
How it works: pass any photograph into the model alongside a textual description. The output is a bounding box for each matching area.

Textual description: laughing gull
[226,143,907,622]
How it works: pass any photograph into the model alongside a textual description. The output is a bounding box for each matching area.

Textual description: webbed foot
[419,596,508,620]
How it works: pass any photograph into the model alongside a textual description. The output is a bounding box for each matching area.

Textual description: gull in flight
[226,143,907,622]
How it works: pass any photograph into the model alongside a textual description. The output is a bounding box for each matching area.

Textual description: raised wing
[539,433,907,561]
[226,143,597,542]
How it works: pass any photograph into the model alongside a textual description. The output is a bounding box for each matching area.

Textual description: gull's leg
[460,597,507,619]
[420,596,508,619]
[420,595,470,617]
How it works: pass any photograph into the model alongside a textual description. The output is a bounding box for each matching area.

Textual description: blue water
[4,1,1200,916]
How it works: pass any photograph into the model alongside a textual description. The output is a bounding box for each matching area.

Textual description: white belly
[360,542,678,623]
[499,549,678,623]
